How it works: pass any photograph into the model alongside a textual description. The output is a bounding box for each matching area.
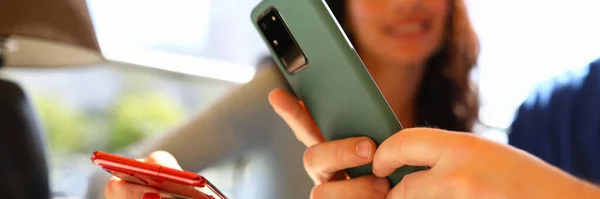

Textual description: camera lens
[257,7,307,73]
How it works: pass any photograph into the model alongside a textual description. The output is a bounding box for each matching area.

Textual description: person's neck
[361,56,425,128]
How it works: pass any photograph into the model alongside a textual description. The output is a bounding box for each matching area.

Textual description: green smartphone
[250,0,427,186]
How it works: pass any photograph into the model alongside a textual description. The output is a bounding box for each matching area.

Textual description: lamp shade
[0,0,104,67]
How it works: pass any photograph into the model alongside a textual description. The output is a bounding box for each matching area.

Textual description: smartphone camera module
[257,7,307,73]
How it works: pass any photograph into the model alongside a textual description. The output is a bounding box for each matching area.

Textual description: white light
[101,45,256,83]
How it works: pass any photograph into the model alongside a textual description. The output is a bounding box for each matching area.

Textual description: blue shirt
[508,58,600,183]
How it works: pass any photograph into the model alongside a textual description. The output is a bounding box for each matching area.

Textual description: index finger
[144,150,182,170]
[268,88,325,147]
[372,128,476,177]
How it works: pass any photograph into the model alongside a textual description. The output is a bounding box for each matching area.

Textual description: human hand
[372,128,600,199]
[103,150,208,199]
[268,88,390,199]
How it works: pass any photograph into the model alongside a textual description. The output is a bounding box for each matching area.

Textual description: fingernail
[373,177,390,193]
[356,139,372,159]
[142,192,160,199]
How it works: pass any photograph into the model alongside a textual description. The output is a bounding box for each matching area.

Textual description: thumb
[372,128,475,177]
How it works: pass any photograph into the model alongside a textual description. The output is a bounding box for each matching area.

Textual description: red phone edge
[91,151,207,187]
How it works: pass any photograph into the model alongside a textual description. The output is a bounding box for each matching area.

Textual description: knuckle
[303,146,317,171]
[444,172,479,198]
[384,131,407,159]
[335,141,347,162]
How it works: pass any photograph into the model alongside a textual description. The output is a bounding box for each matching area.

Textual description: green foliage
[107,92,184,152]
[32,95,89,156]
[31,91,185,156]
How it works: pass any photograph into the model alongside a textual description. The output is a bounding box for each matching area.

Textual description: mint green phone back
[251,0,426,186]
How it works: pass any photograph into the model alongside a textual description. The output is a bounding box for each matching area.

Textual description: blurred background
[1,0,599,198]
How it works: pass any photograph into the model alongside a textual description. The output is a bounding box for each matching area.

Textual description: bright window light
[87,0,258,83]
[102,45,255,83]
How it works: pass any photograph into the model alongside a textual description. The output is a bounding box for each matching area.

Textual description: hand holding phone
[92,151,227,199]
[251,1,427,186]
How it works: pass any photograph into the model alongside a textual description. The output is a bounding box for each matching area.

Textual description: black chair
[0,78,51,199]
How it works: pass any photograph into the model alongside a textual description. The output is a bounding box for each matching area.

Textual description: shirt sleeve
[508,82,558,164]
[508,58,600,166]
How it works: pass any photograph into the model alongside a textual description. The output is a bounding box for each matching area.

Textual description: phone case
[91,151,226,199]
[250,0,427,186]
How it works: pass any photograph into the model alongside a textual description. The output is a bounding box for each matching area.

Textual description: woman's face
[346,0,449,67]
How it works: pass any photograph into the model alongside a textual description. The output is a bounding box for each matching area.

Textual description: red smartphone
[91,151,227,199]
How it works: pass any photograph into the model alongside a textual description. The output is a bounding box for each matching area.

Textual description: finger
[311,175,390,199]
[304,137,376,182]
[373,128,475,177]
[145,150,182,170]
[105,176,160,199]
[386,170,437,199]
[268,88,325,147]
